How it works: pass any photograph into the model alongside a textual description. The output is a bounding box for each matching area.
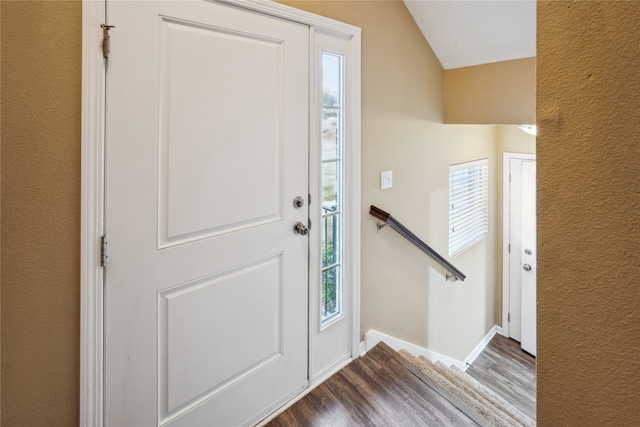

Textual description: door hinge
[508,243,511,253]
[100,24,115,59]
[508,312,511,322]
[101,235,108,267]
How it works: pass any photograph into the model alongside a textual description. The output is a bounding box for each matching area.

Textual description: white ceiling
[403,0,536,70]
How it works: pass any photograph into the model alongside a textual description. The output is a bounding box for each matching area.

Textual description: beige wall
[1,1,82,425]
[497,125,536,156]
[537,1,640,424]
[445,58,536,125]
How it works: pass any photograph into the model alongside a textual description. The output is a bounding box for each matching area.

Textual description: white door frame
[80,1,361,425]
[501,152,536,339]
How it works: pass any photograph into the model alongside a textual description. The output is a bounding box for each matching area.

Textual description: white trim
[502,153,536,339]
[462,325,502,367]
[349,30,362,360]
[364,327,502,372]
[364,330,467,371]
[80,1,106,426]
[359,339,367,357]
[81,0,361,424]
[217,0,361,36]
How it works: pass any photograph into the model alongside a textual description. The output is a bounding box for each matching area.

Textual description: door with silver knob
[103,2,311,424]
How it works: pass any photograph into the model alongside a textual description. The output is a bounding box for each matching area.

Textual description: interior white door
[506,155,536,346]
[104,1,309,426]
[520,160,537,355]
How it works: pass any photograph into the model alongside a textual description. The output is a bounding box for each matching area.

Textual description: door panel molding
[81,1,360,425]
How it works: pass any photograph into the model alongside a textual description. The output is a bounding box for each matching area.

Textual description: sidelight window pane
[322,161,340,207]
[322,108,341,160]
[321,52,344,325]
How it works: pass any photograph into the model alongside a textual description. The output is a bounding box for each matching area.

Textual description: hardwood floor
[466,334,536,420]
[267,334,536,426]
[267,344,481,427]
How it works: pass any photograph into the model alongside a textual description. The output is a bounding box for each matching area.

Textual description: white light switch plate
[381,170,393,189]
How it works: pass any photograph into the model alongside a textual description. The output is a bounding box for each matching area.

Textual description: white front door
[520,160,537,355]
[104,1,309,425]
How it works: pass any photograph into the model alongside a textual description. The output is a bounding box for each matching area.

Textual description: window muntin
[449,159,489,257]
[321,52,343,324]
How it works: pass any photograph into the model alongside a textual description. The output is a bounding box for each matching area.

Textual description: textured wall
[1,1,82,425]
[444,58,536,125]
[537,1,640,424]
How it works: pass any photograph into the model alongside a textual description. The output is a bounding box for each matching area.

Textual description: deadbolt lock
[293,196,305,209]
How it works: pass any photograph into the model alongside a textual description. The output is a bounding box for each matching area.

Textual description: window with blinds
[449,159,489,257]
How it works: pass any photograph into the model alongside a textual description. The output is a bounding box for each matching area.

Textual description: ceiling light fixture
[519,125,537,136]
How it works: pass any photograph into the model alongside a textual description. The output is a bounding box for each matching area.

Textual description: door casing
[80,1,361,425]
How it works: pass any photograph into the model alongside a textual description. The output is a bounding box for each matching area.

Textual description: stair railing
[369,205,466,282]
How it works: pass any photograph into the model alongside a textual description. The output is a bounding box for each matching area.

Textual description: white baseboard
[364,326,502,372]
[463,325,502,367]
[364,329,466,370]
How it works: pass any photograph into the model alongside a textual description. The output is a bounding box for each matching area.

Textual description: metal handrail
[369,205,466,282]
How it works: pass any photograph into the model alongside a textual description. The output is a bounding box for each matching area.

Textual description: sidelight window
[321,52,343,324]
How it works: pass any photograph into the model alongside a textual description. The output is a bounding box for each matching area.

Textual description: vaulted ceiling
[403,0,536,70]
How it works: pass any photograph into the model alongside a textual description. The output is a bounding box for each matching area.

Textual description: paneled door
[520,160,537,356]
[104,1,309,425]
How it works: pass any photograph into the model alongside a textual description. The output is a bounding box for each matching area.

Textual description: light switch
[381,170,393,189]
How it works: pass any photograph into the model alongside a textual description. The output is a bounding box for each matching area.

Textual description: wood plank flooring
[267,344,481,427]
[267,334,536,426]
[466,334,536,420]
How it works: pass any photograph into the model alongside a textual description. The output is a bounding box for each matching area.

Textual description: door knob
[293,222,309,236]
[523,263,532,272]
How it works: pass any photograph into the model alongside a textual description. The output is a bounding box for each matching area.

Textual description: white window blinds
[449,159,489,257]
